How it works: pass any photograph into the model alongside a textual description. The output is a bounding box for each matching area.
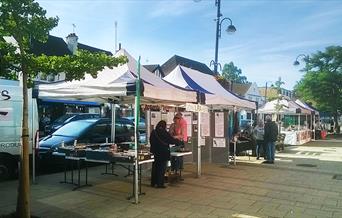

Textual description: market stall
[258,99,313,145]
[38,49,198,203]
[163,65,256,165]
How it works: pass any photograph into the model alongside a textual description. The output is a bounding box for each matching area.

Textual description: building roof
[143,64,165,77]
[31,35,72,56]
[78,43,113,56]
[161,55,214,76]
[231,83,252,96]
[144,64,160,72]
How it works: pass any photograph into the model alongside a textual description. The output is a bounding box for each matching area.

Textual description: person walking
[253,121,264,160]
[150,120,183,188]
[264,115,278,164]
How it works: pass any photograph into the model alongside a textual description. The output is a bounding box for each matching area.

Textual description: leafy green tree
[0,0,127,217]
[221,61,248,84]
[294,46,342,133]
[274,77,285,112]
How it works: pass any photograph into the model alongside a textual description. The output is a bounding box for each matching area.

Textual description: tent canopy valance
[259,99,312,115]
[163,65,256,110]
[38,49,198,105]
[295,99,319,115]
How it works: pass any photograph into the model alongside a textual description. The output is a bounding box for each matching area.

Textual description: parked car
[38,118,135,157]
[44,113,100,134]
[123,116,146,131]
[123,116,146,144]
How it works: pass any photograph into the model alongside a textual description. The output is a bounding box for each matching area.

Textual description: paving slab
[1,138,342,217]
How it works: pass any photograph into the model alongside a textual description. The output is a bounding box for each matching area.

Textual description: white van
[0,79,38,180]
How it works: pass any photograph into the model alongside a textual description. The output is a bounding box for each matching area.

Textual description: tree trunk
[16,68,31,217]
[334,112,340,134]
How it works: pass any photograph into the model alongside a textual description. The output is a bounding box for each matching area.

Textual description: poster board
[213,138,226,148]
[201,112,210,137]
[166,112,175,125]
[151,111,162,126]
[161,112,167,122]
[182,112,192,137]
[200,137,206,146]
[214,112,224,137]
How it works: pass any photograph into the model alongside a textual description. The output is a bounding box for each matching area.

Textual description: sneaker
[156,185,167,189]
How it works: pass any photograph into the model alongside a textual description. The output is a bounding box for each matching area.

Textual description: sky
[36,0,342,90]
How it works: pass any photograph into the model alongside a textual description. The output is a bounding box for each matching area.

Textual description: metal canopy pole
[197,110,202,177]
[133,96,139,204]
[133,56,142,204]
[146,110,151,145]
[32,102,36,184]
[111,103,116,143]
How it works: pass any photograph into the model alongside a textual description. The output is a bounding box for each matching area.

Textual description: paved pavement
[1,136,342,218]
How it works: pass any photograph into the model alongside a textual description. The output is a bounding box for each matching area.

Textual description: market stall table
[229,140,253,165]
[85,149,154,200]
[52,152,91,191]
[170,151,192,180]
[282,130,312,145]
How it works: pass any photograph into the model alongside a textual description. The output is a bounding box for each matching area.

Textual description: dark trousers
[171,156,183,172]
[262,141,267,159]
[151,160,167,187]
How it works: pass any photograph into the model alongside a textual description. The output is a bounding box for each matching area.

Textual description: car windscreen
[52,120,95,137]
[53,114,75,124]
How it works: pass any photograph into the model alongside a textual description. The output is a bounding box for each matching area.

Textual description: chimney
[66,33,78,55]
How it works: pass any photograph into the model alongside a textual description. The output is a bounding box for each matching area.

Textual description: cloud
[296,6,342,32]
[148,0,206,18]
[259,39,333,54]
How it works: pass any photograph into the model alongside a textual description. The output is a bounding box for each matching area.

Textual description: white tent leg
[146,110,151,145]
[134,96,139,204]
[197,110,201,177]
[32,102,36,184]
[313,115,316,141]
[111,103,116,143]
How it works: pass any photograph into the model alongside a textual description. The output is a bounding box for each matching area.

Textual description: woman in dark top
[150,120,183,188]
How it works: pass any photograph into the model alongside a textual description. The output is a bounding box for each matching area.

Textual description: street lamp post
[264,81,272,103]
[293,54,308,66]
[211,0,236,74]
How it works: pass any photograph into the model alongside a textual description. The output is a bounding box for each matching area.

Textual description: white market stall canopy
[38,49,197,105]
[163,65,256,110]
[295,99,319,115]
[259,99,312,115]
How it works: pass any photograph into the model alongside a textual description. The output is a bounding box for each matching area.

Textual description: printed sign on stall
[214,112,224,137]
[151,111,161,126]
[166,112,175,125]
[182,112,192,137]
[201,112,210,137]
[213,138,226,148]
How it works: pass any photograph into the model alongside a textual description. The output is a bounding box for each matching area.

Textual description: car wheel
[0,161,11,181]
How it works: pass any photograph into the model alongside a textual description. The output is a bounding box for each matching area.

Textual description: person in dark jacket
[150,120,183,188]
[264,115,278,164]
